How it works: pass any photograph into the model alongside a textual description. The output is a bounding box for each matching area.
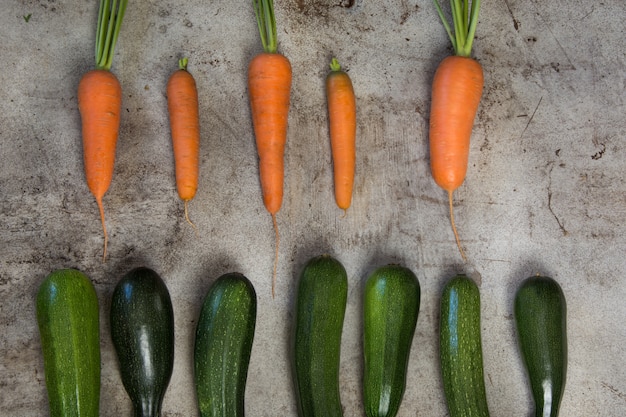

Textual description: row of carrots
[78,0,484,294]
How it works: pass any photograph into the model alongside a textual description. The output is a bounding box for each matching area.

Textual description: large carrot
[326,57,356,212]
[78,0,128,260]
[249,0,292,297]
[430,0,484,261]
[167,57,200,229]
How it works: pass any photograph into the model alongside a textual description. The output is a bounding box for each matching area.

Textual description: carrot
[430,0,484,261]
[78,0,128,261]
[249,0,292,297]
[167,57,200,230]
[326,57,356,212]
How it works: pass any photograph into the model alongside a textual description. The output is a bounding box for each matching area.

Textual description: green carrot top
[329,57,342,72]
[95,0,128,70]
[433,0,481,58]
[178,57,189,71]
[252,0,278,54]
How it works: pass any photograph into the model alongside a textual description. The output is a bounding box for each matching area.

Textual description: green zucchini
[293,255,348,417]
[194,272,257,417]
[363,264,420,417]
[36,269,101,417]
[110,267,174,417]
[439,274,490,417]
[514,275,567,417]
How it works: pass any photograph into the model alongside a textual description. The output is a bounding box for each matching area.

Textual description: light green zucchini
[439,274,490,417]
[36,268,101,417]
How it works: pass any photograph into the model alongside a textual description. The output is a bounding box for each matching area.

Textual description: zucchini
[110,267,174,417]
[194,272,257,417]
[363,264,420,417]
[514,275,567,417]
[293,255,348,417]
[36,269,101,417]
[439,274,490,417]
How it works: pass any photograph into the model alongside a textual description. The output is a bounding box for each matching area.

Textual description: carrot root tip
[96,196,108,262]
[183,200,198,236]
[271,213,280,299]
[448,190,467,262]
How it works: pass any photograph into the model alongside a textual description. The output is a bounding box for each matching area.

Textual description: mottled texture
[194,273,256,417]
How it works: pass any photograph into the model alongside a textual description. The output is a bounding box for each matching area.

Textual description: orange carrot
[78,0,128,260]
[326,57,356,212]
[249,0,292,297]
[167,57,200,229]
[430,0,484,261]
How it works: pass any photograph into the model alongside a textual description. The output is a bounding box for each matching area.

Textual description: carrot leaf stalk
[433,0,481,57]
[252,0,278,53]
[178,57,189,71]
[95,0,128,70]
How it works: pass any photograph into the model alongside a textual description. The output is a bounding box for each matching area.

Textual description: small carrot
[326,57,356,212]
[430,0,484,261]
[167,57,200,230]
[249,0,292,297]
[78,0,128,260]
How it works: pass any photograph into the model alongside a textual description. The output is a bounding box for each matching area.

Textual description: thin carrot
[430,0,483,261]
[78,0,128,261]
[326,57,356,212]
[167,57,200,230]
[249,0,292,297]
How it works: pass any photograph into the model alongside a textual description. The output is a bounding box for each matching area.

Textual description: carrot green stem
[95,0,128,70]
[179,57,189,71]
[329,57,341,72]
[433,0,481,57]
[252,0,278,53]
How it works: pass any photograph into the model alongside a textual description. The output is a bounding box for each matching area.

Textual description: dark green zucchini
[439,274,490,417]
[110,267,174,417]
[194,272,257,417]
[36,269,101,417]
[293,255,348,417]
[363,264,420,417]
[515,275,567,417]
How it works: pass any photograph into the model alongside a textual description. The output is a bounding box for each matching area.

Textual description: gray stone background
[1,0,625,415]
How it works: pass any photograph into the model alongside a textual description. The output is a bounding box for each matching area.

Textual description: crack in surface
[519,96,543,140]
[547,162,568,235]
[503,0,521,31]
[601,382,626,403]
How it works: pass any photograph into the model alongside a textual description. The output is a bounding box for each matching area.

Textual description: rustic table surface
[1,0,625,415]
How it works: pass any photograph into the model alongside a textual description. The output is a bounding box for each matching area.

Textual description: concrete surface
[1,0,625,415]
